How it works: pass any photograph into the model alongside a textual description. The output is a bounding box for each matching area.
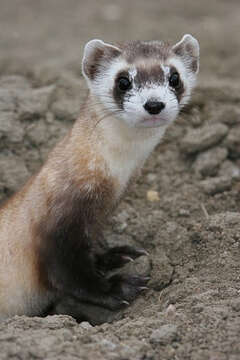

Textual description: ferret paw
[97,245,148,272]
[58,273,149,311]
[101,273,149,310]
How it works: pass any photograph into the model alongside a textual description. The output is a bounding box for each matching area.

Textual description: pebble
[181,123,229,154]
[224,126,240,158]
[150,324,178,345]
[199,176,232,195]
[219,160,240,180]
[218,106,240,126]
[231,299,240,312]
[79,322,92,330]
[147,190,160,202]
[165,304,176,317]
[190,108,203,127]
[178,209,190,217]
[27,121,49,146]
[146,173,157,183]
[193,147,228,177]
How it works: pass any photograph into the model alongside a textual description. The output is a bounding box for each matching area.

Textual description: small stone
[147,190,160,202]
[80,321,92,330]
[178,209,190,217]
[231,299,240,312]
[165,304,176,317]
[146,173,157,183]
[116,222,127,233]
[100,339,117,350]
[219,160,240,180]
[192,305,204,313]
[190,108,203,127]
[224,126,240,158]
[199,176,232,195]
[218,106,240,126]
[181,123,228,154]
[193,147,228,177]
[150,252,174,291]
[27,121,49,146]
[150,324,178,345]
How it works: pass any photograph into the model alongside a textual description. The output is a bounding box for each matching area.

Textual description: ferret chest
[100,133,162,194]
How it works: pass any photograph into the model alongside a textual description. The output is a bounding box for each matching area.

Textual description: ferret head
[82,35,199,129]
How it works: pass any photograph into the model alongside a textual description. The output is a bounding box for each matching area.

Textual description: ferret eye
[169,72,180,89]
[117,77,132,91]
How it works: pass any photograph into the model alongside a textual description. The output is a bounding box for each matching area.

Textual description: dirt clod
[193,147,228,177]
[150,324,178,345]
[181,123,229,154]
[199,176,232,195]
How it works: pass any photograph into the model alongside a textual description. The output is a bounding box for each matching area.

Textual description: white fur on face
[90,58,129,115]
[121,68,179,128]
[90,54,197,129]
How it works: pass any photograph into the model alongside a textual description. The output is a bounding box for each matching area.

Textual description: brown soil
[1,1,240,359]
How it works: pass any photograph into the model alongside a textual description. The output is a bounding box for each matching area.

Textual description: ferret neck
[82,94,165,193]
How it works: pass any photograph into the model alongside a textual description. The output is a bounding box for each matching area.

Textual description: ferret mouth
[139,115,169,128]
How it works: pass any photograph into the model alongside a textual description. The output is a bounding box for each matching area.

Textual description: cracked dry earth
[1,0,240,359]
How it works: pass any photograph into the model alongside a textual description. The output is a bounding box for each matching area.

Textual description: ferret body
[0,34,199,321]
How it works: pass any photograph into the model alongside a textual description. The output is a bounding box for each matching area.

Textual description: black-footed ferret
[0,34,199,321]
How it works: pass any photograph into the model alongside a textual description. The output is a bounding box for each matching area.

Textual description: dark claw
[138,286,148,291]
[121,255,134,263]
[106,273,150,305]
[97,245,149,272]
[134,249,149,257]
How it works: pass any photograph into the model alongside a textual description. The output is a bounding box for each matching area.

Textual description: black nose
[144,101,165,115]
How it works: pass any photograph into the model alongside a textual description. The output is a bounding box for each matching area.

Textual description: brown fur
[134,64,165,88]
[0,100,121,317]
[120,41,172,63]
[83,46,121,80]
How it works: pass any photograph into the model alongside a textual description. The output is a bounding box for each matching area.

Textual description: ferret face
[82,35,199,129]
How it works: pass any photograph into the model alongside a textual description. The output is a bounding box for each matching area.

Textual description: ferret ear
[172,34,200,73]
[82,39,121,81]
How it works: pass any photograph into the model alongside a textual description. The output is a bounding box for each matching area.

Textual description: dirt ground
[1,0,240,359]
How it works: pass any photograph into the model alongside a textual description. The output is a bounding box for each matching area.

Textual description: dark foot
[107,273,149,307]
[50,297,123,325]
[96,245,148,272]
[69,273,149,311]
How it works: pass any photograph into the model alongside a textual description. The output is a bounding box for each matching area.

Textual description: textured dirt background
[1,0,240,359]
